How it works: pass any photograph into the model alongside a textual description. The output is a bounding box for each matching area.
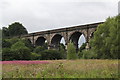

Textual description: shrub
[34,46,46,54]
[22,38,34,51]
[30,52,41,60]
[2,48,14,61]
[11,41,31,60]
[41,50,63,60]
[81,50,97,59]
[67,42,78,60]
[59,44,67,59]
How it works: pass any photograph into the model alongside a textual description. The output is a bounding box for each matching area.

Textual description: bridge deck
[23,22,104,37]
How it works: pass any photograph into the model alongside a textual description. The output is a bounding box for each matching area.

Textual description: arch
[35,37,46,46]
[69,31,86,51]
[51,34,65,49]
[68,31,86,41]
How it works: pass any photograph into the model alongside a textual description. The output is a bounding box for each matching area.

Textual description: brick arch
[50,33,66,44]
[50,33,66,49]
[34,35,49,46]
[68,30,87,42]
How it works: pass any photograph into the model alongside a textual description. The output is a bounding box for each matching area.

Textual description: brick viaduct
[22,22,104,51]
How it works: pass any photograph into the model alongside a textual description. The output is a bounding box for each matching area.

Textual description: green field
[2,59,119,78]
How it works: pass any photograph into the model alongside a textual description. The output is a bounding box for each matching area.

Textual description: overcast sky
[0,0,119,46]
[0,0,119,33]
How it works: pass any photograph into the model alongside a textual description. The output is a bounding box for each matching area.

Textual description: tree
[78,43,86,58]
[11,41,31,60]
[2,48,14,61]
[59,43,67,59]
[2,39,12,48]
[2,27,9,38]
[106,15,120,59]
[67,42,78,60]
[22,39,34,51]
[8,22,28,37]
[90,15,120,59]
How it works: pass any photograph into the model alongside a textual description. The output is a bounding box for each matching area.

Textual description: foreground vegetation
[2,59,119,78]
[1,14,119,61]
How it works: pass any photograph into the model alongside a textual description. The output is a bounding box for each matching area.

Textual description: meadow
[2,59,119,78]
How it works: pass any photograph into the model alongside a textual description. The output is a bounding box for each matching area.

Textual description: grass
[2,59,119,78]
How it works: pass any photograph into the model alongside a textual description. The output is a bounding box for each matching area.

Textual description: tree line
[2,14,120,61]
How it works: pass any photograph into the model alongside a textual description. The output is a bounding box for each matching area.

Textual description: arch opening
[69,32,86,51]
[51,34,65,49]
[35,37,46,46]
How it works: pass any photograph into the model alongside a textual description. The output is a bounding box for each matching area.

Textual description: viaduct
[22,22,104,51]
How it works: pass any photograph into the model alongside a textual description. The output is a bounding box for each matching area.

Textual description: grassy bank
[2,59,119,78]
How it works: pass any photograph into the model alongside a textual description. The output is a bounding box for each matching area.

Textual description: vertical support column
[65,28,68,50]
[32,33,35,47]
[47,31,51,50]
[86,27,90,50]
[65,43,68,50]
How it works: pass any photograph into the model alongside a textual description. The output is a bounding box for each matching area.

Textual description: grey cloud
[1,0,118,33]
[118,1,120,14]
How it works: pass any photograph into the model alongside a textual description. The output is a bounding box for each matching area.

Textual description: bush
[67,42,78,60]
[59,44,67,59]
[8,38,20,44]
[41,50,63,60]
[2,38,20,48]
[2,48,14,61]
[81,50,97,59]
[30,52,41,60]
[11,41,31,60]
[22,39,34,51]
[34,46,46,54]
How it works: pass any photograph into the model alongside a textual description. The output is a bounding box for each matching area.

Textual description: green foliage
[2,27,9,38]
[90,15,120,59]
[34,46,46,54]
[8,38,20,44]
[2,22,28,38]
[30,52,41,60]
[79,43,86,52]
[21,39,34,51]
[59,44,67,59]
[11,41,31,60]
[67,42,78,60]
[41,50,63,60]
[2,39,12,48]
[11,41,25,50]
[8,22,28,37]
[2,48,14,61]
[81,50,97,59]
[42,43,48,49]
